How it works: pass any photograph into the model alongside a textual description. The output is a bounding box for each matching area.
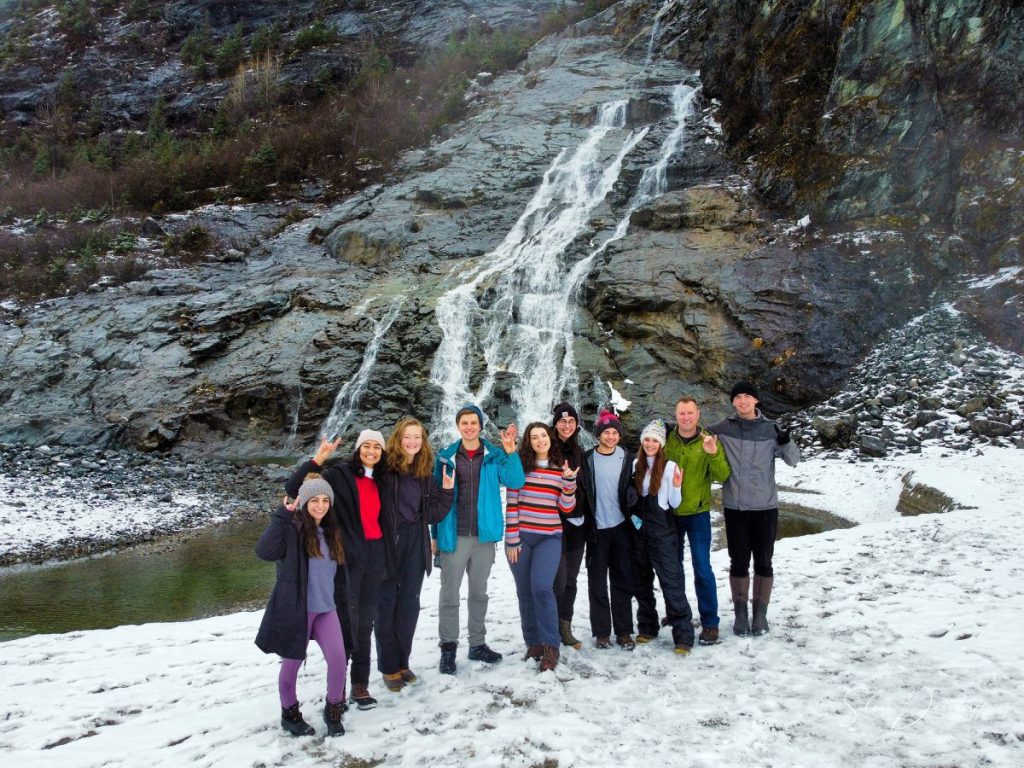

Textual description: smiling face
[732,393,758,420]
[529,426,552,459]
[597,428,620,452]
[457,413,481,444]
[400,424,423,459]
[642,436,662,457]
[554,415,577,442]
[675,400,700,437]
[359,439,382,467]
[305,494,331,524]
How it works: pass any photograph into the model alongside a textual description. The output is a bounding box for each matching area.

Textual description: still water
[0,507,846,641]
[0,518,272,642]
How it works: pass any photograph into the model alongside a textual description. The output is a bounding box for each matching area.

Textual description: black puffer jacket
[254,506,312,660]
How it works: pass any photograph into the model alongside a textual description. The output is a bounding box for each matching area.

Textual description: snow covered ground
[0,472,220,563]
[1,445,1022,767]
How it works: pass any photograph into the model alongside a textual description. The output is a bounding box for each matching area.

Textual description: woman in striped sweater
[505,422,580,671]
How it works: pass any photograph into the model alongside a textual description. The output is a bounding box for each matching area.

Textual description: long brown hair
[385,417,435,478]
[518,422,563,475]
[296,500,346,564]
[633,445,667,496]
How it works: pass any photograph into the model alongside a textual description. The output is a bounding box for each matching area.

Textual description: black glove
[775,426,791,446]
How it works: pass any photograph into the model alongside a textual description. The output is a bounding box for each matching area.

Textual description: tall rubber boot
[730,576,750,636]
[751,575,773,636]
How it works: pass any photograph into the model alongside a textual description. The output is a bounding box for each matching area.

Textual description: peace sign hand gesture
[441,462,455,490]
[501,423,519,454]
[672,465,684,488]
[561,461,579,480]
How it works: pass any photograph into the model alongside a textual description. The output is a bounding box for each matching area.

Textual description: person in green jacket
[663,396,731,646]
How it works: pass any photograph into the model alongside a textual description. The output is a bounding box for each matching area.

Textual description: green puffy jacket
[663,426,731,516]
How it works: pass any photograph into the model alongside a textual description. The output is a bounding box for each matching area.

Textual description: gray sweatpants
[438,536,496,646]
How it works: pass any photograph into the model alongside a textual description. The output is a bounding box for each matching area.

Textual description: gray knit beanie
[295,477,334,511]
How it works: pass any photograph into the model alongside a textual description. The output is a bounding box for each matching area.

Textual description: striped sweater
[505,464,577,547]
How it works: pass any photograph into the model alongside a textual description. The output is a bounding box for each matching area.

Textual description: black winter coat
[286,459,394,578]
[375,468,453,578]
[254,506,314,660]
[577,447,638,545]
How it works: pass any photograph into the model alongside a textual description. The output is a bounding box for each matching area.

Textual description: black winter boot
[323,699,345,737]
[731,576,751,636]
[751,575,773,636]
[439,641,457,675]
[468,644,503,663]
[280,703,315,736]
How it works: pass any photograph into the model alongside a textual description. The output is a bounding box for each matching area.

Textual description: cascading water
[429,101,649,440]
[645,0,678,66]
[429,82,700,440]
[554,82,700,405]
[319,296,405,440]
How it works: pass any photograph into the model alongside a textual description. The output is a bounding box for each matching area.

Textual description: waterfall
[645,0,678,66]
[429,101,649,440]
[319,296,405,440]
[429,83,700,440]
[556,83,700,407]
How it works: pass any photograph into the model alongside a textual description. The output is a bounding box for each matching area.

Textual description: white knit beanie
[354,429,386,450]
[640,419,667,447]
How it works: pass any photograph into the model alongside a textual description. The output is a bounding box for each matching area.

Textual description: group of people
[254,381,800,737]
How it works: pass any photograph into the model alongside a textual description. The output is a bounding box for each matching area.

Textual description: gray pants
[438,536,496,646]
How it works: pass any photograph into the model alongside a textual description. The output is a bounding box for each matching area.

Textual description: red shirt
[355,475,383,540]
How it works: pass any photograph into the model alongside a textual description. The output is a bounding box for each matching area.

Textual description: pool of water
[0,518,273,642]
[0,506,850,641]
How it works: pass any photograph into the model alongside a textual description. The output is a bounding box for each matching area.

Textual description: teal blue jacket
[432,439,525,551]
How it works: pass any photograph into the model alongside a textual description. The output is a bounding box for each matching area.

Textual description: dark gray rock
[858,435,887,458]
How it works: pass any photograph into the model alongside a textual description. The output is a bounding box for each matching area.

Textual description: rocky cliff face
[0,0,1020,456]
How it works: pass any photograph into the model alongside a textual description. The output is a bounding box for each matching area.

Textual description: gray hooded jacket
[709,410,800,510]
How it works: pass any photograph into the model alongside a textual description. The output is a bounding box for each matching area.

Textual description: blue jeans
[675,512,719,628]
[509,532,562,648]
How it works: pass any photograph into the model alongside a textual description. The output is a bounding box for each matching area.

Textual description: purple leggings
[278,610,347,707]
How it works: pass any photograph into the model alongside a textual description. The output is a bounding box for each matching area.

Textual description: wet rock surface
[0,0,1020,463]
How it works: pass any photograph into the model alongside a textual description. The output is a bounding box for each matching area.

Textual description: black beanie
[729,381,760,401]
[551,401,581,426]
[593,409,625,439]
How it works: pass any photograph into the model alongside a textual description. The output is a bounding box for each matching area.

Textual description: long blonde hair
[385,417,435,478]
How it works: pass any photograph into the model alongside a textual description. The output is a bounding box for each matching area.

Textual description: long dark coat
[254,506,312,660]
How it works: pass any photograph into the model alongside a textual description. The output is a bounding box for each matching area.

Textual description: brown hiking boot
[539,644,560,672]
[382,672,406,692]
[399,668,418,684]
[349,684,378,710]
[524,644,543,662]
[616,634,636,651]
[698,626,720,646]
[595,636,612,649]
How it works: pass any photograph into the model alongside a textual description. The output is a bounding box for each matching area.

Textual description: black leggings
[724,508,778,578]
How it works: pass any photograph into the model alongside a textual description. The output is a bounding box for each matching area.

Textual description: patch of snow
[607,381,632,413]
[967,266,1022,290]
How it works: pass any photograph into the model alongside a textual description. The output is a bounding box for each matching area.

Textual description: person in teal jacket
[432,403,524,674]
